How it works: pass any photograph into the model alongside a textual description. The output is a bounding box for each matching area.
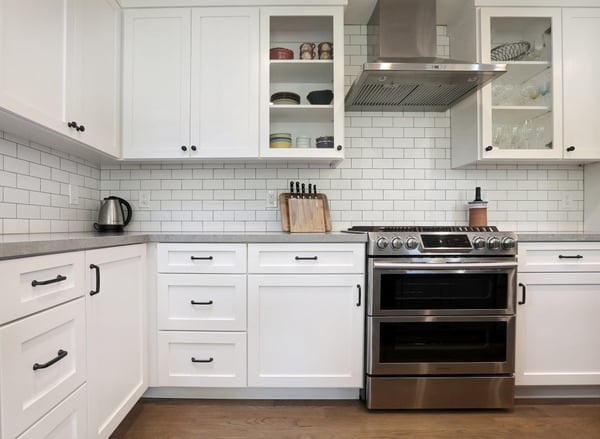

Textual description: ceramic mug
[299,42,316,52]
[318,42,332,52]
[300,49,315,59]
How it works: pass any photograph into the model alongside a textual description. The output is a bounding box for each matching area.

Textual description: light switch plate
[266,190,277,208]
[139,191,150,208]
[68,184,79,205]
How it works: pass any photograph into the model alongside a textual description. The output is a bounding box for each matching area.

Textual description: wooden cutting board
[279,193,331,232]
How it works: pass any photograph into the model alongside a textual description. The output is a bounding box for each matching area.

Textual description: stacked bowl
[270,91,300,105]
[270,133,292,148]
[316,136,334,148]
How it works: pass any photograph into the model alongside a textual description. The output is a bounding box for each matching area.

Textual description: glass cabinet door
[479,8,562,160]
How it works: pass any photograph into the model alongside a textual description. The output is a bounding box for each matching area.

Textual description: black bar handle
[191,300,214,305]
[31,274,67,287]
[566,146,575,152]
[356,284,362,307]
[90,264,100,296]
[518,282,526,305]
[33,349,68,370]
[191,256,213,260]
[295,256,318,260]
[191,357,214,363]
[558,254,583,259]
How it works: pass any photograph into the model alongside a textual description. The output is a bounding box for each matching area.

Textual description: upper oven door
[369,258,517,316]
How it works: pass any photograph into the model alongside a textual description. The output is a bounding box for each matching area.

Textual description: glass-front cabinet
[259,6,344,162]
[479,8,562,161]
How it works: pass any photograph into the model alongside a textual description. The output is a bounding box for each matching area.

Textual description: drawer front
[157,274,247,331]
[0,251,85,324]
[17,384,87,439]
[0,298,86,439]
[519,242,600,272]
[157,244,246,273]
[157,331,246,387]
[248,243,365,274]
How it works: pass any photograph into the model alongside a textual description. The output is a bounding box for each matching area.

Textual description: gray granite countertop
[517,232,600,242]
[0,231,368,260]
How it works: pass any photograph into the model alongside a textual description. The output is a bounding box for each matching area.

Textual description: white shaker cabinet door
[563,8,600,160]
[122,8,192,159]
[190,8,259,158]
[85,244,147,439]
[0,0,78,136]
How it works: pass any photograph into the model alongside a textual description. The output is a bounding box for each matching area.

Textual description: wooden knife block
[279,193,332,233]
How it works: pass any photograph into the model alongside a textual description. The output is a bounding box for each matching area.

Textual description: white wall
[0,25,584,234]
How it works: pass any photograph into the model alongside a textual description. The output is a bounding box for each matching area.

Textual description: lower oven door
[367,315,515,375]
[369,258,517,316]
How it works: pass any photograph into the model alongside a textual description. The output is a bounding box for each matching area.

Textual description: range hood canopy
[345,0,506,112]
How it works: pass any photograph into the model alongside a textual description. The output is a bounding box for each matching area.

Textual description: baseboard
[143,387,361,400]
[515,385,600,400]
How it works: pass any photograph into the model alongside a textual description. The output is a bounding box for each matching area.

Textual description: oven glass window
[379,321,507,363]
[379,272,508,310]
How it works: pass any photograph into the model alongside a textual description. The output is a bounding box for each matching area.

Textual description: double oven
[350,226,518,410]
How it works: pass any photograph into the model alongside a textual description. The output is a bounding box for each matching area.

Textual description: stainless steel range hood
[345,0,506,112]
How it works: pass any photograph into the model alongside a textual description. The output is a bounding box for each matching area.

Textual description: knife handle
[296,181,300,195]
[290,181,294,195]
[308,183,312,198]
[301,183,305,196]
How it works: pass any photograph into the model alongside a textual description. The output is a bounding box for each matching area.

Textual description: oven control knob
[405,237,419,250]
[487,237,501,250]
[472,236,486,250]
[502,237,516,249]
[376,237,389,249]
[391,237,403,249]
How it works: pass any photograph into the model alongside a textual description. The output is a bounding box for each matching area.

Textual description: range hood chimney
[345,0,506,112]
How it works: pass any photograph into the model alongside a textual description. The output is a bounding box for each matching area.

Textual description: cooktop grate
[347,225,499,233]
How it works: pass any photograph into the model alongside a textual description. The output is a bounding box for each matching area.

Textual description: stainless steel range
[349,226,518,410]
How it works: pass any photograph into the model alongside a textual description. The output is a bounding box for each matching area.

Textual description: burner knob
[472,236,486,250]
[487,237,501,250]
[405,237,419,250]
[376,237,389,249]
[391,237,403,249]
[502,237,516,249]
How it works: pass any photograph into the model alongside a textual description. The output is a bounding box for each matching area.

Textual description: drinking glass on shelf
[521,85,540,104]
[533,126,545,148]
[517,119,534,149]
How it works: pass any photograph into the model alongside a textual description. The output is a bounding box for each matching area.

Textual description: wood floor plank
[111,399,600,439]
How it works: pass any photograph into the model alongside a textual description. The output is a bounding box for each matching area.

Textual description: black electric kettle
[94,196,132,232]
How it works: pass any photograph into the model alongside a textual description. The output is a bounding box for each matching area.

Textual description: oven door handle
[372,261,518,270]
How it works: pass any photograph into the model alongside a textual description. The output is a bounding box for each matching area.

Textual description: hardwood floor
[112,398,600,439]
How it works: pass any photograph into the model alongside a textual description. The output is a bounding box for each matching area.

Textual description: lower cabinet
[85,244,147,439]
[516,242,600,386]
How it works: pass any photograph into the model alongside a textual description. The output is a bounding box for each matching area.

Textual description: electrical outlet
[560,192,577,210]
[139,191,151,209]
[266,190,278,208]
[68,184,79,205]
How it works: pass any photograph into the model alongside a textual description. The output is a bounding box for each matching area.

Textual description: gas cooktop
[348,225,517,257]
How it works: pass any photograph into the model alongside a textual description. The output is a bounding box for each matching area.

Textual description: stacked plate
[270,47,294,60]
[270,133,292,148]
[271,91,300,105]
[316,136,334,148]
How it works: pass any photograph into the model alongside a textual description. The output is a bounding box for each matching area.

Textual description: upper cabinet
[0,0,121,158]
[259,6,344,162]
[451,4,600,167]
[121,7,259,159]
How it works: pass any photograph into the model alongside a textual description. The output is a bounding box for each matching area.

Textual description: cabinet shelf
[270,60,334,84]
[498,61,551,84]
[270,105,333,122]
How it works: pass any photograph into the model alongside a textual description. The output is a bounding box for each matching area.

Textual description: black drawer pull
[33,349,68,370]
[191,300,213,305]
[90,264,100,296]
[518,282,527,305]
[191,357,214,363]
[356,284,362,307]
[31,274,67,287]
[558,254,583,259]
[295,256,318,261]
[191,256,213,260]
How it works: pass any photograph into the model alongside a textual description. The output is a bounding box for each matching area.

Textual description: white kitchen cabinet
[0,298,86,439]
[516,242,600,386]
[85,244,147,439]
[247,243,365,388]
[155,243,247,387]
[259,6,344,162]
[562,8,600,161]
[122,7,259,159]
[0,0,121,157]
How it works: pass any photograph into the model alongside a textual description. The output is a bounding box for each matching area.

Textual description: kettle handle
[117,197,132,226]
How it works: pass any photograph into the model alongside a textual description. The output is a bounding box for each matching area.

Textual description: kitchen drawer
[17,384,87,439]
[0,251,85,325]
[0,298,86,439]
[157,243,246,273]
[157,274,246,331]
[519,242,600,272]
[157,331,246,387]
[248,243,365,274]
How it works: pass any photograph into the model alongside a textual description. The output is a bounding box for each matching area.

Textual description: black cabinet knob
[191,145,197,151]
[68,121,84,132]
[485,145,493,151]
[336,145,342,151]
[77,124,85,132]
[566,146,575,152]
[181,145,187,151]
